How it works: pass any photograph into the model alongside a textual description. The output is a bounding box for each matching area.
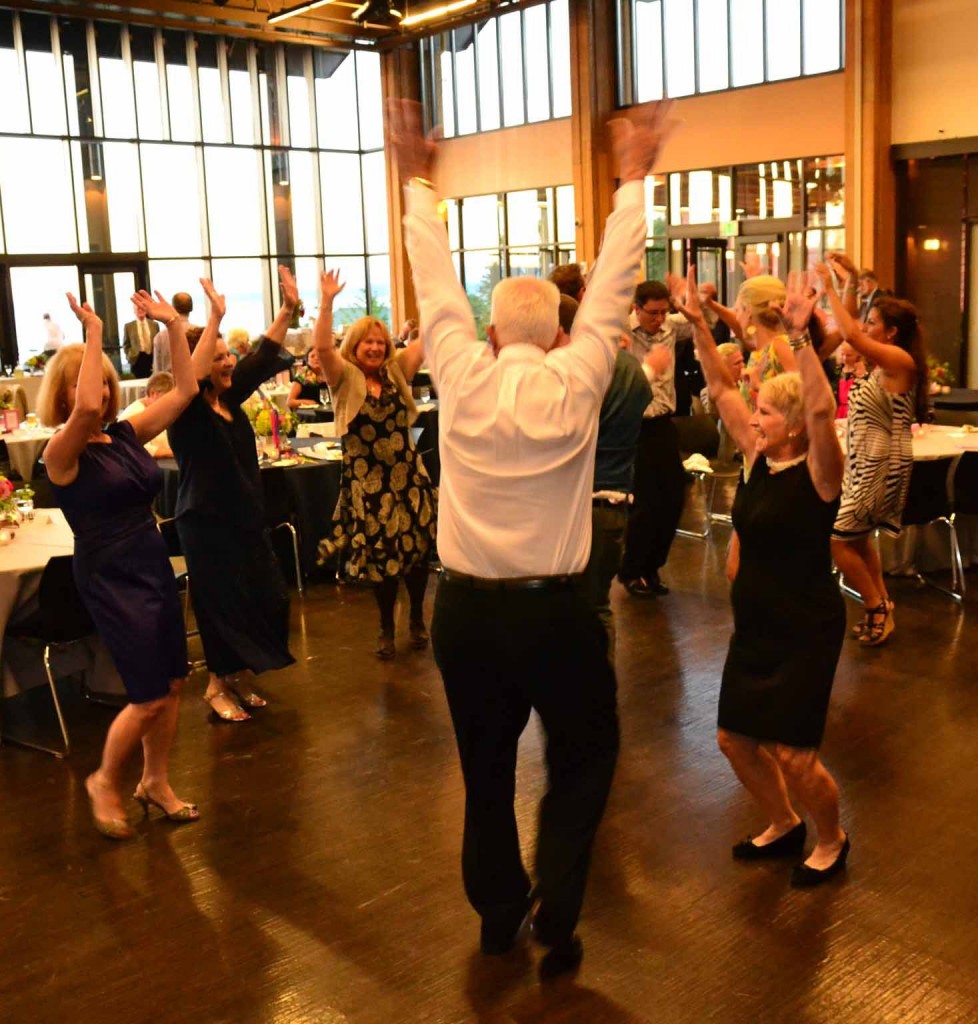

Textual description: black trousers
[131,352,153,378]
[432,575,620,939]
[620,415,685,582]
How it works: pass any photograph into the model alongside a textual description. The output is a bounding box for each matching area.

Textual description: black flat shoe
[732,821,807,860]
[790,835,850,888]
[624,575,668,598]
[538,935,583,981]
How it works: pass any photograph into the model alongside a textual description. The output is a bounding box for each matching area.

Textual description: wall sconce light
[922,238,941,252]
[82,141,104,182]
[272,151,290,187]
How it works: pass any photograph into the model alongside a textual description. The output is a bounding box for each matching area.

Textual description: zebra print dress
[833,368,915,539]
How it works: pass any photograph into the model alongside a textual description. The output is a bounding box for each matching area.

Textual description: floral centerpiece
[24,352,49,374]
[0,389,13,411]
[927,355,955,395]
[244,397,298,438]
[0,475,19,528]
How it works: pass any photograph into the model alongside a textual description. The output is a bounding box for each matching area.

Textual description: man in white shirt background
[152,292,195,374]
[390,97,673,979]
[123,301,159,378]
[42,313,64,356]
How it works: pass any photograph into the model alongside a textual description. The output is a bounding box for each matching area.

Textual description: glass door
[732,235,786,296]
[81,268,140,373]
[686,240,729,303]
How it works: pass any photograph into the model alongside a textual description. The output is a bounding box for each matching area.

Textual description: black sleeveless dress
[718,455,845,749]
[49,420,188,703]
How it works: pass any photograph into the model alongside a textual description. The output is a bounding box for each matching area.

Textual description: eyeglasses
[638,305,668,316]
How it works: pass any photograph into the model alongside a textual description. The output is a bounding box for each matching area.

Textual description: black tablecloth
[933,388,978,411]
[156,437,341,582]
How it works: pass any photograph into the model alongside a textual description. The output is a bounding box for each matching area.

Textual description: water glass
[24,413,39,432]
[16,498,34,520]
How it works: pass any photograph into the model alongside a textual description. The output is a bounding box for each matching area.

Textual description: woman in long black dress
[314,269,436,659]
[678,268,850,887]
[40,290,200,839]
[169,270,296,722]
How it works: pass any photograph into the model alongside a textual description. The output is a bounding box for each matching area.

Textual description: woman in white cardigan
[315,270,436,659]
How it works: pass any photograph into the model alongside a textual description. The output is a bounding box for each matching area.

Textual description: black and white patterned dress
[833,368,915,539]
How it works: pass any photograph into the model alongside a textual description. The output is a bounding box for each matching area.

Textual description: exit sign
[720,221,739,238]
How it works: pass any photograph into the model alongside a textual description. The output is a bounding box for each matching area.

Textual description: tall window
[442,185,576,337]
[0,9,390,363]
[618,0,844,104]
[420,0,572,137]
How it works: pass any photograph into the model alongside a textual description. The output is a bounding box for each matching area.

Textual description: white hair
[489,276,560,351]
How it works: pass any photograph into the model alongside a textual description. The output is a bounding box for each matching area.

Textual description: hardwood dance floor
[2,529,977,1024]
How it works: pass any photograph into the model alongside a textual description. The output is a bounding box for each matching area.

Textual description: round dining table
[2,426,57,482]
[155,437,343,581]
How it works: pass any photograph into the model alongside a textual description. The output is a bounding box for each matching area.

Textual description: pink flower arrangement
[0,477,14,500]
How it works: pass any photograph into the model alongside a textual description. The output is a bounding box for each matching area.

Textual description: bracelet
[411,176,435,190]
[789,331,812,351]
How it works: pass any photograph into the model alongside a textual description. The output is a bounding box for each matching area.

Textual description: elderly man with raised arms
[389,99,674,979]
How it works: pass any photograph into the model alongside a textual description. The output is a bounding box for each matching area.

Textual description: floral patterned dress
[318,368,436,582]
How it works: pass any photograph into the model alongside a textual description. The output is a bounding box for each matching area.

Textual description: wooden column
[380,44,422,327]
[569,0,618,269]
[845,0,895,284]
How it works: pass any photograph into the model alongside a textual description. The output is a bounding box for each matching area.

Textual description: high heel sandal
[852,601,894,638]
[859,602,894,646]
[203,690,250,722]
[133,782,199,824]
[85,774,135,841]
[225,678,267,709]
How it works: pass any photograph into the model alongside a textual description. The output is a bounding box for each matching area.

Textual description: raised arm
[826,252,860,317]
[675,267,756,458]
[814,263,915,382]
[189,278,227,381]
[775,281,844,501]
[314,268,347,390]
[127,290,202,443]
[548,102,677,394]
[395,336,426,382]
[43,295,105,486]
[388,99,479,389]
[264,265,298,346]
[705,297,744,343]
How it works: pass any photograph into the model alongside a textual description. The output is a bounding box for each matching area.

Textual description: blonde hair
[490,277,560,351]
[717,342,741,362]
[37,345,120,427]
[339,317,395,367]
[759,372,805,432]
[737,274,786,331]
[226,327,251,350]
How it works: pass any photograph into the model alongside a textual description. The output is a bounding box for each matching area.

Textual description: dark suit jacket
[124,318,160,366]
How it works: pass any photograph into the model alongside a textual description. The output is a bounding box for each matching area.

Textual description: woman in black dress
[287,347,326,409]
[40,290,200,838]
[678,268,850,887]
[168,270,297,722]
[314,269,436,659]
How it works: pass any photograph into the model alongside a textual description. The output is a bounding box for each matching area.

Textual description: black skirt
[176,513,294,678]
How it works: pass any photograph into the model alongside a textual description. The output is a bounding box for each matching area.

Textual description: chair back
[953,451,978,516]
[38,556,94,643]
[902,456,955,527]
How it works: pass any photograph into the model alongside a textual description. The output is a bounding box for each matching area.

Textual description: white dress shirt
[118,399,170,457]
[152,315,192,375]
[403,179,647,578]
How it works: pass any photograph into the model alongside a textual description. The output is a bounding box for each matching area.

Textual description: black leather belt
[441,569,581,591]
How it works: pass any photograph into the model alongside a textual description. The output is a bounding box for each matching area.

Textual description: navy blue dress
[50,420,188,703]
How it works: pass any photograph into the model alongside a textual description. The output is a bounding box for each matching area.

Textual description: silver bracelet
[789,331,811,351]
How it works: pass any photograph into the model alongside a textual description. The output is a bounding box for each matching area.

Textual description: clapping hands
[278,265,299,311]
[130,290,176,325]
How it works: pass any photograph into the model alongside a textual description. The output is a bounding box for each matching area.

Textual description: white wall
[892,0,978,144]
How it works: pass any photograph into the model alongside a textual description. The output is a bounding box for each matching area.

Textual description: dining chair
[902,454,965,601]
[2,555,93,757]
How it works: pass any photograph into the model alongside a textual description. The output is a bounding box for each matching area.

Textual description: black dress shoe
[790,835,850,888]
[624,574,668,597]
[732,821,807,860]
[480,896,533,955]
[538,935,583,981]
[531,913,583,979]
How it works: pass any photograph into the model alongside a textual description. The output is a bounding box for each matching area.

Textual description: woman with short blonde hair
[38,346,121,428]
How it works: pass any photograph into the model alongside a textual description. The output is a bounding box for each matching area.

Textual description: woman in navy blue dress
[40,290,200,839]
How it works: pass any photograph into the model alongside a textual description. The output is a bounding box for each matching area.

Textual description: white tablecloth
[0,509,123,697]
[119,378,150,407]
[0,375,43,412]
[3,427,55,481]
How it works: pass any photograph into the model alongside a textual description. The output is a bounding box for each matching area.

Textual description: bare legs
[717,728,846,870]
[832,534,890,610]
[88,677,191,826]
